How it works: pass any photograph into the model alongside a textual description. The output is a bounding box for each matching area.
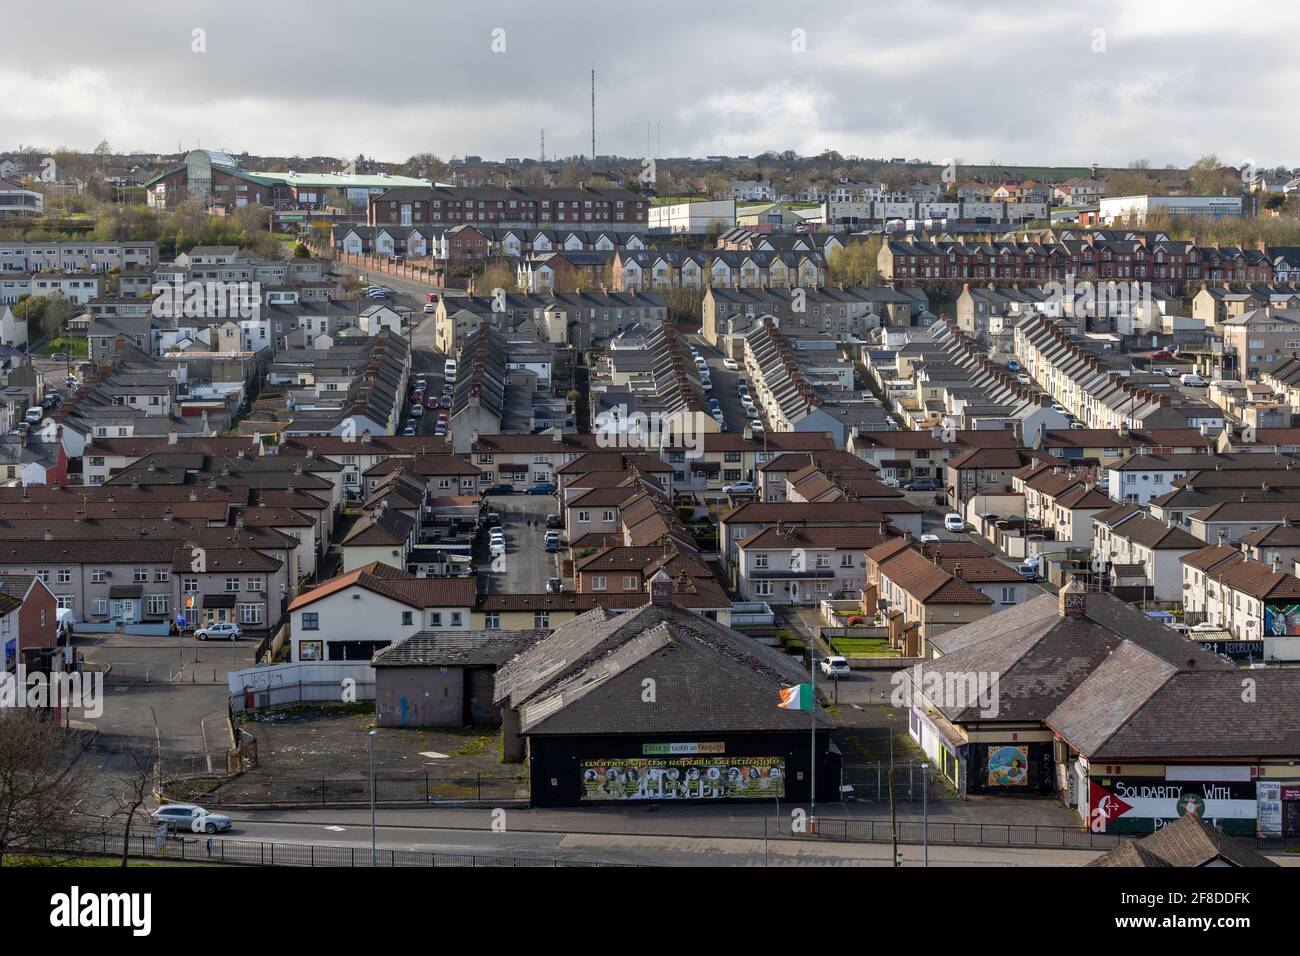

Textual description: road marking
[324,826,347,832]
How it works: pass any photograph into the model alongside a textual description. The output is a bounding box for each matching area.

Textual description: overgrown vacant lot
[182,705,529,805]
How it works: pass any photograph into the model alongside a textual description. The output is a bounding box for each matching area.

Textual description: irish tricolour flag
[778,683,813,710]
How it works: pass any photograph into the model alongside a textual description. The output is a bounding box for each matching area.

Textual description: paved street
[479,492,562,594]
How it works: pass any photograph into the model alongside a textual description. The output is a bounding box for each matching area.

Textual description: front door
[790,582,801,603]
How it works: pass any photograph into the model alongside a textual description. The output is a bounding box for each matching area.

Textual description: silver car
[151,803,232,834]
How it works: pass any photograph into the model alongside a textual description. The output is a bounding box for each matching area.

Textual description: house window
[301,613,319,630]
[239,604,263,625]
[755,581,772,596]
[430,612,442,626]
[592,576,607,591]
[754,553,768,569]
[133,568,149,583]
[450,612,463,626]
[183,578,198,593]
[57,569,71,584]
[1000,587,1015,604]
[602,510,615,523]
[247,577,264,592]
[578,511,591,523]
[225,577,240,592]
[155,569,169,582]
[401,611,413,626]
[147,594,169,616]
[534,611,550,628]
[841,553,854,568]
[623,576,638,591]
[485,612,500,630]
[92,598,108,616]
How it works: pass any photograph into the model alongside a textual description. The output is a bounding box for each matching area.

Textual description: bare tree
[105,741,159,867]
[0,710,88,865]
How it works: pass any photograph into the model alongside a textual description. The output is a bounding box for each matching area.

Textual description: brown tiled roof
[1179,545,1243,572]
[737,525,892,550]
[721,500,922,524]
[937,556,1024,583]
[288,562,476,611]
[341,507,415,546]
[1207,556,1300,601]
[1107,513,1202,550]
[878,549,991,605]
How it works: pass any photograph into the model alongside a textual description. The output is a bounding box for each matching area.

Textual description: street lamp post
[921,762,930,867]
[368,729,378,866]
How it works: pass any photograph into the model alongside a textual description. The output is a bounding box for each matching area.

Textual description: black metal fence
[205,773,528,808]
[841,762,935,802]
[25,828,626,868]
[809,816,1123,849]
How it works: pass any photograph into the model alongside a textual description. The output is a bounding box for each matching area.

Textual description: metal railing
[22,828,628,868]
[205,772,527,808]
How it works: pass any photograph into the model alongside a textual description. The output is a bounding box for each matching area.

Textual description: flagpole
[810,644,816,832]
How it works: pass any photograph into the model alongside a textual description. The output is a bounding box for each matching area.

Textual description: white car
[750,420,764,433]
[151,803,232,834]
[195,622,241,641]
[722,358,739,371]
[489,540,506,557]
[920,533,940,544]
[819,656,850,677]
[944,513,966,532]
[723,481,756,495]
[423,302,436,313]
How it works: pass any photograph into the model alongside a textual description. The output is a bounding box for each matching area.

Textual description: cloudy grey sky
[5,0,1297,168]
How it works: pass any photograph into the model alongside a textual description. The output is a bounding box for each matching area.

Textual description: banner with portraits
[580,756,786,800]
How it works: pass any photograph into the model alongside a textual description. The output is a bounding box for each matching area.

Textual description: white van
[444,358,458,377]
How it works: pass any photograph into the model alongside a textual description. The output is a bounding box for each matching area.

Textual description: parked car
[151,803,232,834]
[546,577,563,593]
[545,513,563,529]
[489,540,506,557]
[1016,560,1040,581]
[484,483,515,495]
[920,533,940,544]
[881,477,900,488]
[409,403,424,417]
[24,408,43,424]
[50,351,69,362]
[423,302,436,313]
[526,482,557,495]
[545,538,561,553]
[195,622,241,641]
[903,479,937,491]
[722,358,739,371]
[439,395,451,408]
[1150,349,1174,360]
[723,480,756,495]
[944,513,966,532]
[1005,360,1020,372]
[1180,373,1209,387]
[819,656,850,677]
[749,420,764,433]
[434,423,446,436]
[1162,366,1179,376]
[425,395,440,410]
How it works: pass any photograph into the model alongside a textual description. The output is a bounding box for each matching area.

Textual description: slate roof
[1089,813,1278,868]
[493,602,832,735]
[919,593,1230,723]
[371,630,547,667]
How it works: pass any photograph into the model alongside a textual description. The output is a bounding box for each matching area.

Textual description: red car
[411,389,425,403]
[1150,349,1173,361]
[425,395,440,410]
